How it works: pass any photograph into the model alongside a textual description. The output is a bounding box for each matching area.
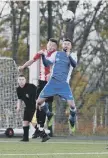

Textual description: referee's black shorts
[37,80,53,103]
[23,108,35,122]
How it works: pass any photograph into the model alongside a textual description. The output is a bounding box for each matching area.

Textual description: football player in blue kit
[36,38,78,133]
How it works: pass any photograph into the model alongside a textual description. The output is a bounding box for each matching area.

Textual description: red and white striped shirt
[33,49,55,81]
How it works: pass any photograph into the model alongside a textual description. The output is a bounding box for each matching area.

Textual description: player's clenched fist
[38,49,46,55]
[18,66,24,71]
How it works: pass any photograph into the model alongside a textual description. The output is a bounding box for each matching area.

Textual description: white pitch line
[0,152,108,156]
[0,140,107,145]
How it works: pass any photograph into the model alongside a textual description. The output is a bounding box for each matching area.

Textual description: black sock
[34,124,38,129]
[23,126,29,140]
[36,108,46,128]
[36,109,40,124]
[39,109,46,128]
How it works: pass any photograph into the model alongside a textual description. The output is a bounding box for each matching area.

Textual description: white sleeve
[70,52,78,63]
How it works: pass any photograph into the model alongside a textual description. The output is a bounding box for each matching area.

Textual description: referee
[16,75,49,142]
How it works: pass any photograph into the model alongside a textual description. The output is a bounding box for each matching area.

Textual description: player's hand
[18,66,24,71]
[63,48,70,56]
[38,49,45,55]
[66,51,70,56]
[65,50,70,56]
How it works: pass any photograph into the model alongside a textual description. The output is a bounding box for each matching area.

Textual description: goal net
[0,57,23,130]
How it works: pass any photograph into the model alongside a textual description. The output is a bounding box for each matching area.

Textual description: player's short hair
[18,74,25,78]
[63,38,72,44]
[49,38,58,46]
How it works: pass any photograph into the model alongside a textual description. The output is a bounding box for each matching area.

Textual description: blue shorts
[39,78,73,100]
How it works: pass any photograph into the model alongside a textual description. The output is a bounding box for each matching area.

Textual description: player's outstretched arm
[18,59,34,71]
[18,50,44,71]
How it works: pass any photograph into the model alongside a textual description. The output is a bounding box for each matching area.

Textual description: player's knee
[36,99,41,106]
[70,107,76,117]
[68,100,75,108]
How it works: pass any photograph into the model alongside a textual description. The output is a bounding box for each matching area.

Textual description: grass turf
[0,138,108,158]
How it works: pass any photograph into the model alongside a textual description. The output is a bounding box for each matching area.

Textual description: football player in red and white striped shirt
[18,38,58,142]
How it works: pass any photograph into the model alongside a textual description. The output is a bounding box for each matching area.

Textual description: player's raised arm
[18,50,43,71]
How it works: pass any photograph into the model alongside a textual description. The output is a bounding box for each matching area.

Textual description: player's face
[18,77,26,88]
[62,41,72,52]
[47,41,57,52]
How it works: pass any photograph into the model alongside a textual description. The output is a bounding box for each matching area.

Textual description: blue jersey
[42,51,77,82]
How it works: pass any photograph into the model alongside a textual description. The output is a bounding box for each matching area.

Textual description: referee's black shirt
[16,83,37,109]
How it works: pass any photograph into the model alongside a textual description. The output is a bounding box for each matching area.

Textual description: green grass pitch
[0,138,108,158]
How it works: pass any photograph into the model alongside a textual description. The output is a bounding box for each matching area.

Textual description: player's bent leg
[38,111,50,142]
[69,107,76,133]
[67,100,77,133]
[41,102,53,125]
[47,98,53,137]
[41,102,54,136]
[36,98,50,142]
[34,104,52,140]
